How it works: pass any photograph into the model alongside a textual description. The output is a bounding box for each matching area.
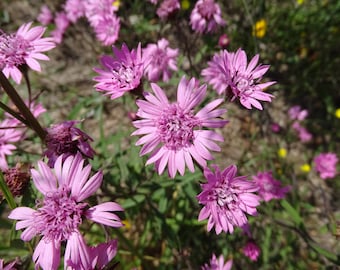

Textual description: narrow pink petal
[76,171,103,201]
[151,83,168,105]
[175,150,185,176]
[33,238,60,270]
[31,162,57,195]
[26,58,41,72]
[86,202,123,228]
[64,232,91,270]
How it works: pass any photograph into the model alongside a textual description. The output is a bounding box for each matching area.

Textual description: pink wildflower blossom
[93,43,143,100]
[201,253,233,270]
[156,0,180,20]
[51,12,70,44]
[0,258,17,270]
[132,77,228,178]
[197,165,260,234]
[0,119,25,170]
[0,22,55,84]
[314,152,338,179]
[252,171,291,202]
[64,0,86,23]
[202,48,275,110]
[93,15,120,46]
[201,51,228,95]
[8,154,123,270]
[44,120,95,167]
[85,0,118,27]
[288,105,308,121]
[242,240,261,261]
[143,38,179,82]
[190,0,225,34]
[37,5,53,25]
[218,34,230,48]
[90,239,118,269]
[149,0,158,4]
[292,122,312,142]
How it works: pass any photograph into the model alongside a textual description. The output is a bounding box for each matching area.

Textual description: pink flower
[156,0,180,20]
[314,152,338,179]
[190,0,225,34]
[93,43,143,100]
[218,34,230,48]
[132,77,228,178]
[197,165,260,234]
[292,122,312,143]
[0,22,55,84]
[51,12,70,44]
[85,0,118,26]
[0,258,17,270]
[252,171,291,202]
[64,0,86,23]
[37,5,53,25]
[201,253,233,270]
[93,15,120,46]
[201,50,229,95]
[202,49,275,110]
[270,123,281,133]
[90,239,118,269]
[143,38,179,82]
[0,119,25,170]
[44,120,95,167]
[242,240,261,261]
[288,105,308,121]
[8,154,123,270]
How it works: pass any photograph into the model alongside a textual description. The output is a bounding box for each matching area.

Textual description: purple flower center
[213,186,237,207]
[0,33,32,67]
[111,62,140,89]
[157,104,200,150]
[233,74,255,97]
[198,0,216,19]
[34,187,86,242]
[152,49,167,68]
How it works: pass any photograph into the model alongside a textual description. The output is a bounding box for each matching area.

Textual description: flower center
[233,74,255,97]
[0,33,32,68]
[157,104,199,150]
[34,187,86,242]
[152,49,167,68]
[111,62,140,89]
[213,186,237,207]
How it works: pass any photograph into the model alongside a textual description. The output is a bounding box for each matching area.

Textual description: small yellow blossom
[122,219,131,230]
[299,47,308,59]
[181,0,190,10]
[335,108,340,119]
[113,0,121,9]
[297,0,304,5]
[252,19,267,38]
[278,148,287,158]
[300,164,311,173]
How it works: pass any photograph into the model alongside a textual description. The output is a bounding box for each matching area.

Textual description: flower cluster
[288,105,312,143]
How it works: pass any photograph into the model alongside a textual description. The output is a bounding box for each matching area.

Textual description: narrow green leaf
[280,199,302,225]
[0,171,16,209]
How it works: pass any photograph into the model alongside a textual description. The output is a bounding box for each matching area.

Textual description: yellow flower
[113,0,121,8]
[122,219,131,230]
[297,0,304,5]
[300,164,311,173]
[252,19,267,38]
[181,0,190,10]
[278,148,287,158]
[335,108,340,119]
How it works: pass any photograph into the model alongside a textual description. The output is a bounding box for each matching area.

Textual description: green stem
[0,71,46,141]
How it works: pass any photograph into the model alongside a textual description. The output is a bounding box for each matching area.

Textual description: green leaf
[0,171,16,209]
[280,199,303,225]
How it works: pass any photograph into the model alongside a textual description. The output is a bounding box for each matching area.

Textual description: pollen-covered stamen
[112,63,135,85]
[0,33,32,67]
[157,104,200,150]
[34,187,86,242]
